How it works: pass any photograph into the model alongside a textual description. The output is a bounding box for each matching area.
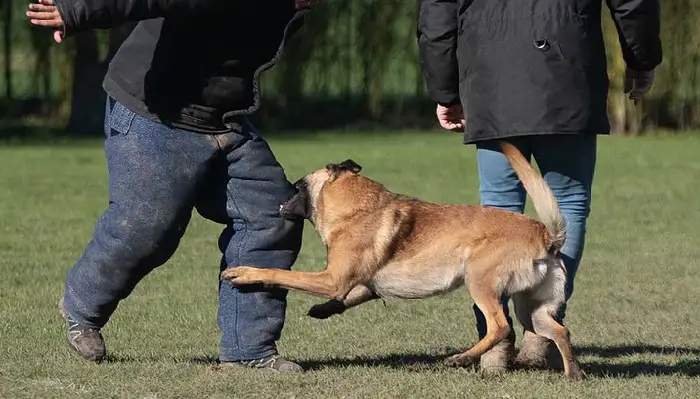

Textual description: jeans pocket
[106,98,137,138]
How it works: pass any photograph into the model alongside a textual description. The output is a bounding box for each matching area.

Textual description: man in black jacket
[417,0,661,375]
[27,0,318,372]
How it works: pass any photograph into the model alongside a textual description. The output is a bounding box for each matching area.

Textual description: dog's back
[356,185,555,300]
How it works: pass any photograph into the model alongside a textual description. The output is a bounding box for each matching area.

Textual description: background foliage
[0,0,698,134]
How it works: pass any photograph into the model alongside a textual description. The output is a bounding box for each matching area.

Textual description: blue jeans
[472,135,596,338]
[62,98,303,361]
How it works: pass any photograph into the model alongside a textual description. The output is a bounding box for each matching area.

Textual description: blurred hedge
[1,0,697,133]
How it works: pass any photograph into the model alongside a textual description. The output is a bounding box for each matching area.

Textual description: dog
[221,142,583,380]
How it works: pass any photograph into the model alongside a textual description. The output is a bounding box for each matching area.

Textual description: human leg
[531,134,596,318]
[215,120,303,368]
[61,98,218,360]
[515,133,596,370]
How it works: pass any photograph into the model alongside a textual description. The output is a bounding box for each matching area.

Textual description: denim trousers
[472,134,597,338]
[62,98,303,361]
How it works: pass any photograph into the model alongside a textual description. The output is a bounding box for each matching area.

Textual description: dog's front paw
[565,363,585,381]
[220,267,262,286]
[444,353,477,368]
[307,300,345,319]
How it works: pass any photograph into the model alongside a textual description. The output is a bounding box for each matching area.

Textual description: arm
[52,0,228,37]
[417,0,459,107]
[606,0,662,71]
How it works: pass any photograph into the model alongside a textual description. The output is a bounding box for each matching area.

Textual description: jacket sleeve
[417,0,459,107]
[54,0,228,37]
[606,0,662,71]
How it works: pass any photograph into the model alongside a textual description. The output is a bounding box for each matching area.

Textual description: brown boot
[220,355,304,373]
[58,297,107,362]
[514,331,563,371]
[479,331,515,377]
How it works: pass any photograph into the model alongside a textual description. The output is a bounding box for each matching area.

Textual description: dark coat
[54,0,310,132]
[417,0,662,144]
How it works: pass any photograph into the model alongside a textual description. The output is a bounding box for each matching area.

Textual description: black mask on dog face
[279,178,312,220]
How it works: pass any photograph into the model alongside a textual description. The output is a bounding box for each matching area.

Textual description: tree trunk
[66,31,105,135]
[66,23,136,135]
[3,0,12,100]
[29,28,53,99]
[609,92,626,134]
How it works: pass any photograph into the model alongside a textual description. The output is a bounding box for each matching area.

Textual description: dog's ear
[326,159,362,176]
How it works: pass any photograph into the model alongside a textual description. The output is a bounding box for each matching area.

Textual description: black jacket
[54,0,309,132]
[417,0,662,143]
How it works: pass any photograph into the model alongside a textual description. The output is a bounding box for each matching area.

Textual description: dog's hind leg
[444,274,511,368]
[513,292,562,371]
[529,307,583,380]
[520,261,582,380]
[307,284,378,319]
[513,292,546,368]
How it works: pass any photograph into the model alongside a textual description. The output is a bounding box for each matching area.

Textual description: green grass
[1,131,699,398]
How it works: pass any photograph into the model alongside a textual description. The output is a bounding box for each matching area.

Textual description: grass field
[1,131,699,398]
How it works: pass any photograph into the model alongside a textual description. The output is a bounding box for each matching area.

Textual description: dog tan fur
[221,142,583,380]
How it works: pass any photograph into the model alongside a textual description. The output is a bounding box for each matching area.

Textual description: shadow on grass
[186,355,221,365]
[100,344,700,377]
[583,359,700,378]
[580,345,700,378]
[299,350,453,372]
[297,344,700,377]
[577,344,700,358]
[104,354,220,365]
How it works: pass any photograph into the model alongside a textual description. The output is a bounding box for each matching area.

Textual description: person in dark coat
[417,0,661,374]
[26,0,320,372]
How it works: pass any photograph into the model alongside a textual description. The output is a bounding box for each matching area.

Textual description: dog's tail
[500,141,566,252]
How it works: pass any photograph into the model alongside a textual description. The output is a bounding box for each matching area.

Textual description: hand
[624,67,655,104]
[26,0,64,43]
[436,103,466,131]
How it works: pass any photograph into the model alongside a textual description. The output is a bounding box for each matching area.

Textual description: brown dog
[221,142,583,380]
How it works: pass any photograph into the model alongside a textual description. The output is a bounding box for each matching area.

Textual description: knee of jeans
[479,183,526,212]
[560,208,589,258]
[556,192,591,219]
[99,206,189,267]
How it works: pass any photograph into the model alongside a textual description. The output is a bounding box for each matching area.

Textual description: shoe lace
[240,355,278,369]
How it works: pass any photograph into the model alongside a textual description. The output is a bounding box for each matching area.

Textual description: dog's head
[279,159,362,223]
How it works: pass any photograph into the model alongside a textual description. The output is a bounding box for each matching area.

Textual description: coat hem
[462,129,608,145]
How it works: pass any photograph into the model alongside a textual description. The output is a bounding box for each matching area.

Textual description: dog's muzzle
[279,179,310,220]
